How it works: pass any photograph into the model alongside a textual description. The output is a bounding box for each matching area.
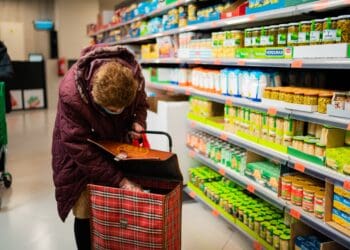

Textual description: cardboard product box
[293,43,350,59]
[147,94,188,113]
[150,68,173,84]
[325,182,350,237]
[235,47,293,59]
[247,0,317,14]
[292,221,347,250]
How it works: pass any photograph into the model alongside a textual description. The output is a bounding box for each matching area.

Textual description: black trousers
[74,218,91,250]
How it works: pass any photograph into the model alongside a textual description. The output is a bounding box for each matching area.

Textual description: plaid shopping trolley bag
[88,132,183,250]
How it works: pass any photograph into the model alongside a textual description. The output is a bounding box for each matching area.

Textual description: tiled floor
[0,67,252,249]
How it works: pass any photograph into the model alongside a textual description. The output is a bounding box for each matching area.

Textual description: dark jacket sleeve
[0,42,14,81]
[58,98,124,187]
[133,76,149,129]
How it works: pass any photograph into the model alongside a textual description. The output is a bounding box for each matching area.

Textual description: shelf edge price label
[267,107,277,116]
[212,209,220,217]
[347,123,350,131]
[218,168,226,176]
[214,59,221,65]
[225,99,233,105]
[291,59,303,68]
[189,191,196,199]
[253,241,263,250]
[290,208,301,220]
[313,0,330,11]
[166,86,174,92]
[220,133,228,141]
[211,22,218,28]
[344,180,350,191]
[237,60,246,66]
[248,14,256,22]
[247,184,255,193]
[190,121,196,128]
[185,89,191,96]
[294,162,305,173]
[189,150,195,158]
[194,59,201,64]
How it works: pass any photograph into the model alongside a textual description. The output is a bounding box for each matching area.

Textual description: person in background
[0,40,14,113]
[51,44,148,249]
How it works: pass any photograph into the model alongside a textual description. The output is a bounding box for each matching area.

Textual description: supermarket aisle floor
[0,108,252,250]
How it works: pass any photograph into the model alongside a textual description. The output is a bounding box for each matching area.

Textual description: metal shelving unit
[189,119,350,188]
[188,148,286,210]
[146,82,350,130]
[100,0,350,45]
[141,58,350,69]
[89,0,196,37]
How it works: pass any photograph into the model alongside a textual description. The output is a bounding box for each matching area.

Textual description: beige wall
[0,0,54,60]
[55,0,99,60]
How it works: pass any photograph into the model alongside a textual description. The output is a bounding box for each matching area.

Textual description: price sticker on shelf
[211,22,218,28]
[253,241,263,250]
[194,59,201,64]
[248,14,257,22]
[189,150,196,158]
[214,59,221,65]
[190,121,196,128]
[166,86,175,92]
[225,99,233,105]
[185,89,191,96]
[267,107,277,116]
[247,185,255,193]
[220,133,228,141]
[291,60,303,68]
[212,209,220,217]
[294,162,305,173]
[290,208,301,220]
[189,191,196,199]
[343,180,350,191]
[313,0,330,11]
[237,60,246,66]
[219,168,226,176]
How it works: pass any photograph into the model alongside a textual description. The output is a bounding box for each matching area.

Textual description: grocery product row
[144,66,350,124]
[186,165,349,249]
[187,97,350,178]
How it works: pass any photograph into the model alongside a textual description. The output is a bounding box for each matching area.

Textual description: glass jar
[285,90,294,103]
[251,27,261,47]
[267,25,278,47]
[254,217,264,235]
[292,136,304,151]
[293,90,304,104]
[322,17,338,44]
[244,28,252,48]
[314,190,325,219]
[273,230,282,249]
[304,92,318,105]
[303,139,316,155]
[260,26,269,47]
[283,118,295,140]
[315,143,326,157]
[287,22,299,46]
[310,19,323,45]
[270,88,280,100]
[318,92,333,113]
[263,87,272,99]
[280,234,291,250]
[302,185,318,213]
[260,222,269,240]
[334,94,347,110]
[307,122,316,136]
[278,88,286,102]
[298,21,311,46]
[281,175,293,200]
[277,24,288,46]
[291,181,304,206]
[336,15,350,43]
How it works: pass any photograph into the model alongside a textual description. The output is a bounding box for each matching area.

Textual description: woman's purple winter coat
[51,45,148,221]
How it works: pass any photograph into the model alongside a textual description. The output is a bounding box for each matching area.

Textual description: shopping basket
[88,131,183,250]
[0,82,12,209]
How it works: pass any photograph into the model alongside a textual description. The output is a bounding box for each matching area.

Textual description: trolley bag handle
[135,130,173,153]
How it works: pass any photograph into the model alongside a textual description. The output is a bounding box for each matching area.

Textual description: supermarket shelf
[290,110,350,131]
[89,0,196,37]
[146,82,290,117]
[284,205,350,249]
[188,119,289,164]
[146,82,350,130]
[187,148,286,210]
[108,0,350,45]
[141,58,350,70]
[183,184,272,250]
[189,119,350,188]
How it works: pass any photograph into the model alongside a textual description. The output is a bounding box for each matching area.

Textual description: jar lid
[280,234,291,240]
[278,24,289,27]
[313,18,324,22]
[288,22,299,26]
[315,190,325,197]
[293,136,305,141]
[268,25,278,29]
[316,142,326,147]
[319,91,334,97]
[273,230,282,235]
[304,91,318,96]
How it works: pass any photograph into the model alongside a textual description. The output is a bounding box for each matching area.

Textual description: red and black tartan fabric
[88,178,182,250]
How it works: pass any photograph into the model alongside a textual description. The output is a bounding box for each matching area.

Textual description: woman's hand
[119,178,143,192]
[129,122,144,140]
